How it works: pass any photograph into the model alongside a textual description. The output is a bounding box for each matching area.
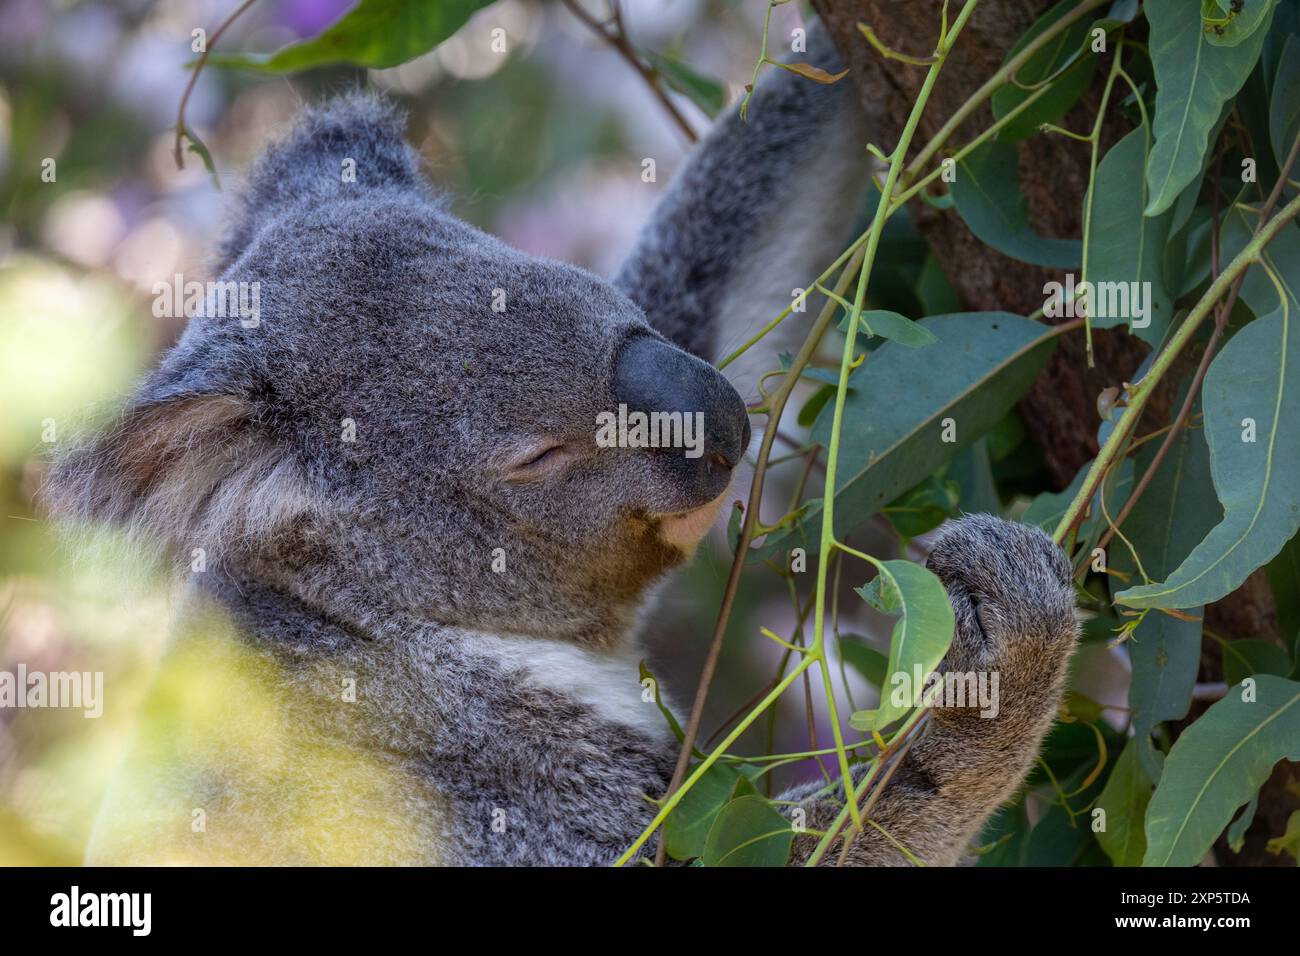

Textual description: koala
[45,24,1077,866]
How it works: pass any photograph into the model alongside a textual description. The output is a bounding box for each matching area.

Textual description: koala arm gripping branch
[613,20,874,395]
[779,515,1080,865]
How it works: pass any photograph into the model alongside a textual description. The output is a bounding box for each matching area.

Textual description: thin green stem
[1052,192,1300,546]
[614,654,815,866]
[810,0,981,833]
[905,0,1112,181]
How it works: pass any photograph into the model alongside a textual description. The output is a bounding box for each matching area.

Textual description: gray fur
[47,24,1076,866]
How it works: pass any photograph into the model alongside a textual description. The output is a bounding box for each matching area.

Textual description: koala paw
[924,513,1077,702]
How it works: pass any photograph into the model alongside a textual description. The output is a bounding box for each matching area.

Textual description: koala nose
[613,336,751,484]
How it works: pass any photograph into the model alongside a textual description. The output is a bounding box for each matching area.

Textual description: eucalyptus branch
[634,0,982,868]
[174,0,258,171]
[1053,190,1300,547]
[904,0,1112,182]
[810,0,981,829]
[561,0,699,143]
[1079,41,1139,367]
[1094,128,1300,553]
[645,226,871,866]
[805,709,931,866]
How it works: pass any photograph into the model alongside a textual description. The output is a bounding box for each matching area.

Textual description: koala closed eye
[505,442,570,481]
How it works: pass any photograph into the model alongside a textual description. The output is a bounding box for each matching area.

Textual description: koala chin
[46,23,1078,866]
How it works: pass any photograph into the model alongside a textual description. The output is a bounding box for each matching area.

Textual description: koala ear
[216,92,435,273]
[44,382,318,563]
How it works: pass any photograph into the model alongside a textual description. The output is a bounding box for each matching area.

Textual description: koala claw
[924,513,1078,714]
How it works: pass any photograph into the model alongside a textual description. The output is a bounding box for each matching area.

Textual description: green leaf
[914,254,963,315]
[1128,615,1203,781]
[638,661,693,749]
[849,559,955,733]
[1118,209,1300,609]
[179,123,221,189]
[1143,675,1300,866]
[1202,0,1279,48]
[1265,809,1300,860]
[838,636,889,687]
[976,802,1031,866]
[1023,464,1089,532]
[1084,128,1175,346]
[991,0,1099,143]
[1023,759,1111,866]
[1220,637,1292,685]
[210,0,492,72]
[1270,34,1300,170]
[1095,738,1154,867]
[663,762,742,862]
[839,308,940,348]
[883,476,957,539]
[797,384,836,428]
[952,140,1082,268]
[700,795,794,867]
[816,313,1056,537]
[1023,452,1135,557]
[1143,0,1275,215]
[1264,531,1300,665]
[948,438,1000,515]
[751,314,1056,564]
[1109,396,1219,779]
[1226,794,1259,852]
[646,52,727,117]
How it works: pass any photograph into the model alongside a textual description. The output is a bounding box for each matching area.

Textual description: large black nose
[612,336,751,493]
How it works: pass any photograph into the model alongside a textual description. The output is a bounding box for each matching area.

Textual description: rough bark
[814,0,1149,487]
[813,0,1292,867]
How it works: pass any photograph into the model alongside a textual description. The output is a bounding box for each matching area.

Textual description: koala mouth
[653,481,735,552]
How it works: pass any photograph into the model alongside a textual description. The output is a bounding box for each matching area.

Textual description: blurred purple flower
[272,0,356,37]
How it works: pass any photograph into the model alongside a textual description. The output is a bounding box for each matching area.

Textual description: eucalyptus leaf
[838,636,889,687]
[849,559,955,733]
[1095,738,1154,867]
[1144,675,1300,866]
[646,52,727,117]
[701,795,794,867]
[751,314,1056,564]
[991,0,1099,143]
[952,140,1082,267]
[1220,637,1292,685]
[1227,794,1259,852]
[663,762,742,861]
[1264,532,1300,665]
[1143,0,1274,215]
[813,313,1056,539]
[976,802,1031,866]
[1270,34,1300,170]
[1084,128,1174,346]
[210,0,492,72]
[883,476,957,538]
[1023,759,1111,866]
[1118,208,1300,608]
[948,438,1001,515]
[1202,0,1279,48]
[839,309,939,348]
[1265,809,1300,859]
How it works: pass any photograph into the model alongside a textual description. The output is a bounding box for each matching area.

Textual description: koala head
[46,95,749,646]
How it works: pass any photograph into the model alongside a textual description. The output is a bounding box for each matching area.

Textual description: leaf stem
[1052,191,1300,547]
[811,0,980,833]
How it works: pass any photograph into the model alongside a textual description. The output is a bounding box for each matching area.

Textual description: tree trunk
[813,0,1291,866]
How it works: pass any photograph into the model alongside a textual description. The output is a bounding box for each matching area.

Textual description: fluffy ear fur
[43,393,317,563]
[216,92,436,273]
